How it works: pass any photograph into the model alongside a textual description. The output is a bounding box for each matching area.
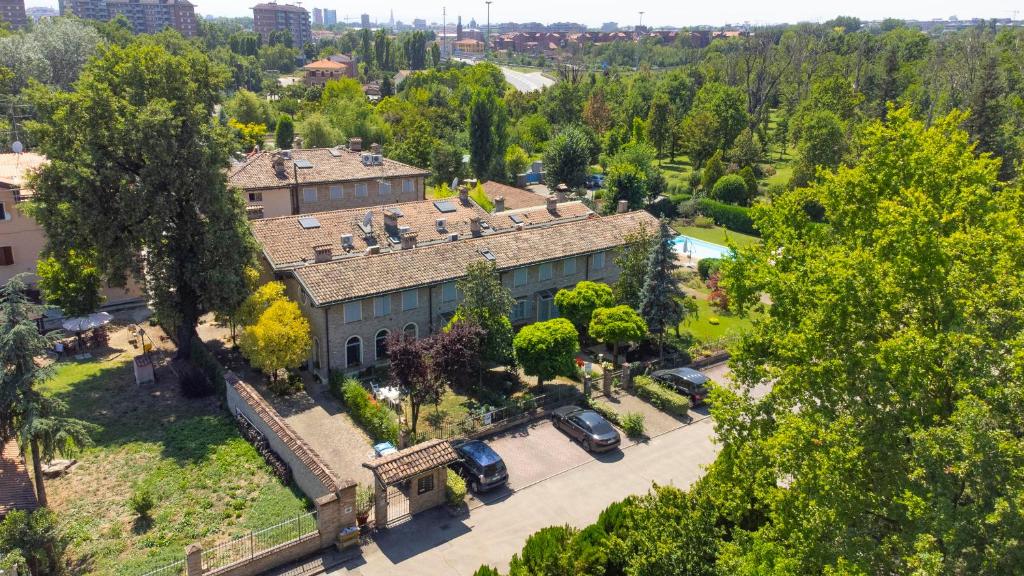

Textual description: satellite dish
[362,210,373,228]
[451,177,459,190]
[11,141,23,154]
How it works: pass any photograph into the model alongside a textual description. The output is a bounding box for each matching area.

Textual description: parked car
[586,174,606,189]
[650,367,710,405]
[550,406,621,452]
[451,440,508,493]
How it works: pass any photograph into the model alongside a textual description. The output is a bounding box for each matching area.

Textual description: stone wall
[407,468,447,515]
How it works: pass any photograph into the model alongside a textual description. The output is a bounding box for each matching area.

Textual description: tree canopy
[513,318,579,389]
[554,281,615,338]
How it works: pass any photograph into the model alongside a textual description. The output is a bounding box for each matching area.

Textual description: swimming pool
[672,235,733,261]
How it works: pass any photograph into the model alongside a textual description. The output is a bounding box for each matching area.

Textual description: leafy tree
[712,174,754,206]
[430,141,464,186]
[28,38,256,362]
[236,281,287,327]
[718,108,1024,574]
[36,248,104,317]
[542,125,591,190]
[430,43,441,68]
[645,92,673,161]
[239,299,311,383]
[380,75,395,98]
[639,222,688,357]
[605,162,647,211]
[0,508,64,576]
[0,17,102,92]
[700,150,726,192]
[790,109,845,188]
[738,166,758,196]
[554,281,615,339]
[258,43,299,73]
[513,318,579,389]
[224,88,275,126]
[432,320,485,390]
[729,127,760,168]
[275,114,296,150]
[385,333,434,435]
[468,88,508,181]
[589,306,647,365]
[688,82,748,154]
[613,222,657,308]
[504,144,529,182]
[452,261,515,367]
[229,119,268,153]
[299,113,341,148]
[678,110,719,167]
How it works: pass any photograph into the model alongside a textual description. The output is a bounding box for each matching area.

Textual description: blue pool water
[672,235,733,261]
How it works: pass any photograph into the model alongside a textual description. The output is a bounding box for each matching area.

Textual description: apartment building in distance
[59,0,197,36]
[249,187,655,381]
[0,0,27,30]
[228,141,430,219]
[253,2,312,48]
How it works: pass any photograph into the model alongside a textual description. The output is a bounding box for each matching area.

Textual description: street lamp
[485,1,492,59]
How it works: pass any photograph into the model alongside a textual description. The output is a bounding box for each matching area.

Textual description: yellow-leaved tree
[239,299,311,383]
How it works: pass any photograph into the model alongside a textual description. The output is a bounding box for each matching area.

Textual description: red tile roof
[0,439,38,517]
[228,148,429,191]
[363,439,459,484]
[482,181,548,211]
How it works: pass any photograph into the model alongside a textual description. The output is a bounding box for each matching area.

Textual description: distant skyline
[26,0,1023,28]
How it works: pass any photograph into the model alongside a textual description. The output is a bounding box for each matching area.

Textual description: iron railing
[435,386,582,440]
[136,558,185,576]
[201,511,317,571]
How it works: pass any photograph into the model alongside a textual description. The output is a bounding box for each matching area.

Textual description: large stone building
[253,2,312,49]
[228,143,430,219]
[59,0,197,37]
[0,0,27,30]
[301,59,352,86]
[249,187,657,381]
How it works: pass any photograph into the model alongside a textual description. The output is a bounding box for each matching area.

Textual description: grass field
[42,357,308,576]
[680,292,759,343]
[672,224,761,249]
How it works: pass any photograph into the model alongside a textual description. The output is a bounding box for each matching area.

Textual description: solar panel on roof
[479,249,497,262]
[294,159,314,169]
[509,214,524,224]
[298,217,321,229]
[433,200,457,213]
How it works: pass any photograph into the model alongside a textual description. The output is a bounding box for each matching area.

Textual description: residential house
[229,144,430,219]
[249,189,655,381]
[302,59,350,86]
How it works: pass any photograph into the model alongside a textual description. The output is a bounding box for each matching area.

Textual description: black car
[650,367,710,405]
[551,406,621,452]
[451,440,508,493]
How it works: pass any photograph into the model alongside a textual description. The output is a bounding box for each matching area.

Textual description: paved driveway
[327,417,719,575]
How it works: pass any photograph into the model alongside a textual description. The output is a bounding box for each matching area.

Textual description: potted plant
[355,484,374,525]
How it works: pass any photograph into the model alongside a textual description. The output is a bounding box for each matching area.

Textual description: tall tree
[613,222,656,309]
[36,248,104,317]
[28,37,255,362]
[542,124,591,190]
[239,299,311,384]
[275,114,295,150]
[386,333,435,435]
[639,221,688,358]
[645,92,673,161]
[451,261,515,367]
[468,88,508,181]
[717,108,1024,573]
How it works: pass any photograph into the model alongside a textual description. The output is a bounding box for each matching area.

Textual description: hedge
[697,258,722,281]
[697,198,759,236]
[632,375,691,417]
[330,372,400,444]
[446,468,467,506]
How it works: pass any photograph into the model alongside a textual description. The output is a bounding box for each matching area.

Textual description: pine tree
[275,114,295,150]
[639,221,688,359]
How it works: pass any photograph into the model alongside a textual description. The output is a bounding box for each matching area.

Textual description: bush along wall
[632,375,691,416]
[330,372,400,444]
[697,198,759,236]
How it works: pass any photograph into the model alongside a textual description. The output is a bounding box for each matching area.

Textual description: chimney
[383,208,401,233]
[370,142,382,154]
[469,216,482,237]
[616,199,629,213]
[272,154,287,178]
[293,135,304,149]
[348,137,362,152]
[401,231,418,250]
[314,244,333,263]
[546,196,558,215]
[246,205,264,220]
[494,196,505,213]
[458,185,470,205]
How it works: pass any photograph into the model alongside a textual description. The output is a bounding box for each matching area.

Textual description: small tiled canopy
[364,439,460,485]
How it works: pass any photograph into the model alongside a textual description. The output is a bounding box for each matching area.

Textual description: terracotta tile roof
[228,148,430,191]
[304,59,347,70]
[294,210,659,306]
[0,152,46,189]
[482,181,548,211]
[227,373,354,492]
[250,197,594,269]
[363,439,459,485]
[0,439,38,517]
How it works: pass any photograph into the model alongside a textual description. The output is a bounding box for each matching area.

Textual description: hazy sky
[27,0,1024,28]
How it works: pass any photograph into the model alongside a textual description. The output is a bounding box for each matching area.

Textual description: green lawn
[672,224,761,249]
[680,293,759,343]
[41,358,308,576]
[659,156,694,189]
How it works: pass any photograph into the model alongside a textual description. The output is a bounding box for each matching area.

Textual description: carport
[364,439,459,528]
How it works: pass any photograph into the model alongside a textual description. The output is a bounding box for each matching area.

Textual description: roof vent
[449,232,459,242]
[365,245,381,255]
[349,137,362,152]
[435,218,447,232]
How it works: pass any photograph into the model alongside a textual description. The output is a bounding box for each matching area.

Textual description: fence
[435,386,582,440]
[201,511,318,571]
[137,559,185,576]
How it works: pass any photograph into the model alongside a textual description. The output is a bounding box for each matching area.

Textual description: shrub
[693,215,715,228]
[474,567,501,576]
[647,195,679,218]
[633,375,691,416]
[688,169,702,190]
[331,373,400,444]
[697,198,758,236]
[129,487,154,518]
[191,337,225,396]
[175,358,214,398]
[356,484,374,514]
[510,525,577,575]
[697,258,722,281]
[446,468,467,506]
[711,174,752,205]
[588,400,620,425]
[621,412,646,438]
[678,199,700,219]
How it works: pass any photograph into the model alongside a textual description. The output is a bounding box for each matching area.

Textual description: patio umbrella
[62,312,113,333]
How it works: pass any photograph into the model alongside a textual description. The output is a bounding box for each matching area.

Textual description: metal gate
[385,481,411,527]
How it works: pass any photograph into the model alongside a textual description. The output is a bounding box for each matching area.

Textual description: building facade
[59,0,197,36]
[249,190,656,381]
[229,144,430,219]
[301,59,351,86]
[0,0,27,30]
[253,2,312,48]
[324,9,337,26]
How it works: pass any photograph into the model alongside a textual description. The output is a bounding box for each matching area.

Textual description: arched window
[346,336,362,368]
[403,323,418,339]
[375,330,390,361]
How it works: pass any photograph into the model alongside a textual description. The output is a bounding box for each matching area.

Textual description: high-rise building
[360,13,370,28]
[312,7,323,25]
[253,3,312,48]
[413,18,426,29]
[456,15,463,40]
[0,0,27,30]
[324,9,337,26]
[59,0,197,37]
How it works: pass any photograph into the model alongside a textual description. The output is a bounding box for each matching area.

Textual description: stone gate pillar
[374,482,388,529]
[185,544,203,576]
